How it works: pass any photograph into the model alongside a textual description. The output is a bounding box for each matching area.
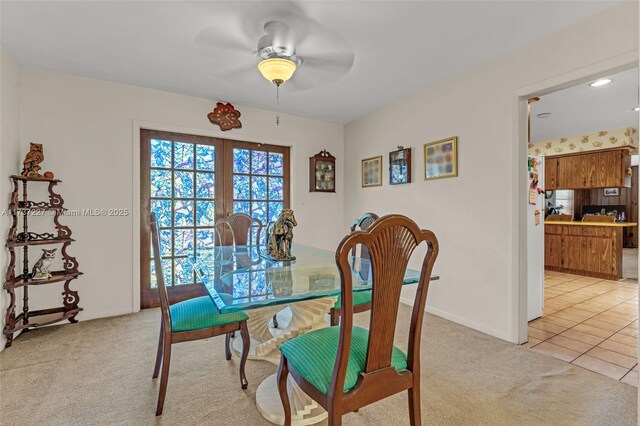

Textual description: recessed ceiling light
[537,112,551,119]
[589,78,612,87]
[633,107,640,112]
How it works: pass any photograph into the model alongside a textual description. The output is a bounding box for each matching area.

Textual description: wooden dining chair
[215,213,264,246]
[277,214,439,425]
[329,212,379,326]
[215,213,271,326]
[150,213,250,416]
[547,213,573,222]
[582,215,615,223]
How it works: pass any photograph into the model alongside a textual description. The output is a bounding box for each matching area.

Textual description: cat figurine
[31,248,57,280]
[21,142,45,178]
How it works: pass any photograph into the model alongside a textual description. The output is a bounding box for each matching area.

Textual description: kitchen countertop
[544,221,638,227]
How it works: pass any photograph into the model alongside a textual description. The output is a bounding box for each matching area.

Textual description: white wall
[344,1,639,341]
[17,68,344,322]
[0,46,22,349]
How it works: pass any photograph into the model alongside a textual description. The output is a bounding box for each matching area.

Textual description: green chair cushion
[279,325,407,395]
[334,290,372,309]
[170,296,248,333]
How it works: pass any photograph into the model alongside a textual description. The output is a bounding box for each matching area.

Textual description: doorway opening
[523,67,639,385]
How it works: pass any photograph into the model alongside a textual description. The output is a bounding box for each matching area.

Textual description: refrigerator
[527,155,544,321]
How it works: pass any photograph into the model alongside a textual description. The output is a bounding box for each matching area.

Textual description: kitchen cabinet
[544,222,634,280]
[545,148,631,190]
[545,157,558,190]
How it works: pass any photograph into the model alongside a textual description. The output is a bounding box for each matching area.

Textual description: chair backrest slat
[332,215,439,393]
[150,213,172,330]
[216,213,263,246]
[365,224,418,372]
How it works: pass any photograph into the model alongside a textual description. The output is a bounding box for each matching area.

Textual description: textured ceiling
[1,1,620,123]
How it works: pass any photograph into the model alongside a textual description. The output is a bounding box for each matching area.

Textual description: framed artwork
[361,156,382,187]
[389,147,412,185]
[603,188,619,196]
[424,136,458,180]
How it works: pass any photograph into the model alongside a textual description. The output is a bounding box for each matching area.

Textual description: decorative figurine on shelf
[21,143,45,178]
[207,102,242,131]
[31,248,57,280]
[265,209,297,261]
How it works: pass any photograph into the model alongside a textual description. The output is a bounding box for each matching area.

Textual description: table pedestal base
[232,298,337,363]
[256,374,327,425]
[232,297,336,425]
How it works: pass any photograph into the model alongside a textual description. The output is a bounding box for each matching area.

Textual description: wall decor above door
[207,102,242,131]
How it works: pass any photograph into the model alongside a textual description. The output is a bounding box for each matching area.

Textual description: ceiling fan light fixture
[258,58,297,86]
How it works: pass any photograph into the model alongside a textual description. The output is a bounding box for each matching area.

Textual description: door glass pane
[174,171,194,198]
[269,153,284,176]
[196,172,215,198]
[233,148,250,173]
[151,139,172,168]
[149,137,217,288]
[174,200,194,226]
[150,170,171,197]
[268,177,284,200]
[174,142,194,169]
[252,176,267,200]
[252,150,268,175]
[196,200,215,226]
[233,175,250,199]
[196,144,215,171]
[232,147,287,233]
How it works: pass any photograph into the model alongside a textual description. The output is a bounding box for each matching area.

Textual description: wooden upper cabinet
[549,148,631,189]
[545,157,558,190]
[556,154,584,189]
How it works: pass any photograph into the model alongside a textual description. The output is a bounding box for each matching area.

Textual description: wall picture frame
[389,147,412,185]
[361,155,382,187]
[424,136,458,180]
[603,188,619,197]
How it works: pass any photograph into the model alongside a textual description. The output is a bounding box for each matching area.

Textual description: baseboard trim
[400,297,513,343]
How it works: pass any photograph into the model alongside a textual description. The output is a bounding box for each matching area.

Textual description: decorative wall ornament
[309,150,336,192]
[265,209,297,261]
[21,143,44,178]
[389,147,412,185]
[529,127,637,156]
[424,136,458,180]
[604,188,620,197]
[361,155,382,187]
[207,102,242,131]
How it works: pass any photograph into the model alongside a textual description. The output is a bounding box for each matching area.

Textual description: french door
[140,129,290,308]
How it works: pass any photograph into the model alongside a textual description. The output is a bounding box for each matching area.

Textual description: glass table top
[192,244,437,313]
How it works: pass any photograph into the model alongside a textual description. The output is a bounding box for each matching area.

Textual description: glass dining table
[193,243,438,425]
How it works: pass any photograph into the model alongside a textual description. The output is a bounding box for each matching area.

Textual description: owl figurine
[21,143,44,178]
[31,248,57,280]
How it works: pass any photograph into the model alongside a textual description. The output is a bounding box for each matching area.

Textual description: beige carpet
[0,305,636,426]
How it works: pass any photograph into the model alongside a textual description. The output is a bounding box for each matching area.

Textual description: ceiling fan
[195,4,355,92]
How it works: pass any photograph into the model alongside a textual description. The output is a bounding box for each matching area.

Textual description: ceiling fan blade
[301,52,354,74]
[213,64,260,83]
[287,70,320,92]
[194,26,255,56]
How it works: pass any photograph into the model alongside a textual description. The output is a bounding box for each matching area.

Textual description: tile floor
[526,271,638,386]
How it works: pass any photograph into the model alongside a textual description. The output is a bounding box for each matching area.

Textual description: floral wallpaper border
[528,127,638,156]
